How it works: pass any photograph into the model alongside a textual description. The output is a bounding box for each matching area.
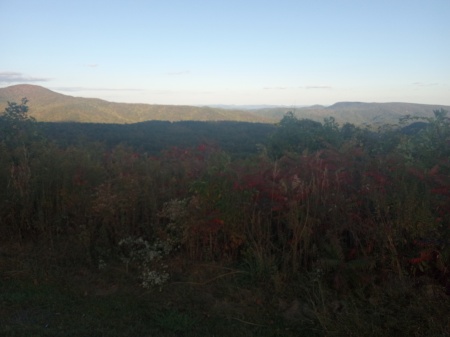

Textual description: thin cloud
[152,89,214,94]
[263,87,288,90]
[83,64,99,68]
[304,85,332,90]
[0,71,50,83]
[412,82,438,87]
[53,87,143,92]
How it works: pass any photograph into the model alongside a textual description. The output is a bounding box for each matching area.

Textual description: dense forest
[0,98,449,336]
[37,120,276,158]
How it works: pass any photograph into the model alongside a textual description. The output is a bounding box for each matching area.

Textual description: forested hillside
[1,84,449,126]
[0,85,274,123]
[252,101,450,126]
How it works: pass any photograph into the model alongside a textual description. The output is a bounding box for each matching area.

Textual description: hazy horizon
[1,1,449,106]
[9,84,450,109]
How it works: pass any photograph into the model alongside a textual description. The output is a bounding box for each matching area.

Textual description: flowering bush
[118,236,173,289]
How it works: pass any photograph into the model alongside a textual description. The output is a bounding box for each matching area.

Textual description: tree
[397,109,450,165]
[268,112,350,158]
[0,97,37,147]
[1,98,34,122]
[268,112,330,158]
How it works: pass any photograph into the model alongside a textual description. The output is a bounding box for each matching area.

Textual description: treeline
[22,110,448,161]
[37,120,276,158]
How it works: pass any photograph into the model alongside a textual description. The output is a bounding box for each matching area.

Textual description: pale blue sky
[1,0,449,105]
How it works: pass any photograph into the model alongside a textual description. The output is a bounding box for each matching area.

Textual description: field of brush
[0,107,449,336]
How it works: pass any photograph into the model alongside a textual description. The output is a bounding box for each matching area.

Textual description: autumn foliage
[1,103,449,297]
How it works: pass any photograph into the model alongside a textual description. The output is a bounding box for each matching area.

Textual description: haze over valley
[1,84,448,126]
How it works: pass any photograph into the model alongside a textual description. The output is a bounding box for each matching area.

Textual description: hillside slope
[252,101,450,126]
[0,85,274,124]
[1,84,448,125]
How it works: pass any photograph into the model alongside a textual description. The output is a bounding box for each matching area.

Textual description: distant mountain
[1,84,448,125]
[0,85,274,124]
[204,104,305,110]
[321,102,449,126]
[252,102,450,126]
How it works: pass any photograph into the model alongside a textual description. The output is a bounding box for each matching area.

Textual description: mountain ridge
[1,84,449,125]
[0,84,274,124]
[252,101,449,125]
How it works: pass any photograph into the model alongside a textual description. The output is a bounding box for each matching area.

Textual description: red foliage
[407,167,425,181]
[431,187,450,195]
[233,149,373,215]
[72,169,87,186]
[409,250,437,265]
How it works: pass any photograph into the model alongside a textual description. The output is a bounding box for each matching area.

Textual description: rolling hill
[251,101,450,126]
[1,84,448,125]
[0,84,274,124]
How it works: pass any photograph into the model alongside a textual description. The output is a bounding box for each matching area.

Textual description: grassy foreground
[1,242,449,337]
[0,245,311,337]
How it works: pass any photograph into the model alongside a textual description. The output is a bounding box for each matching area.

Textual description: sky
[1,0,449,106]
